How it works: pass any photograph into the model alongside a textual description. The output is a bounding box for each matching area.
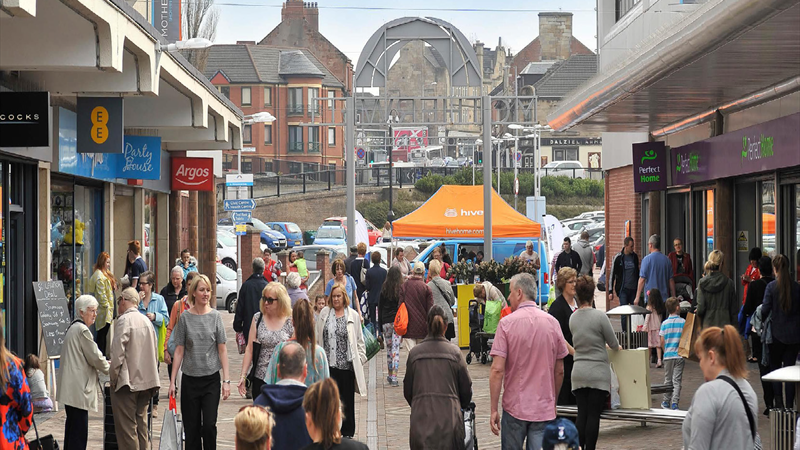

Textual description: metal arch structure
[354,16,482,89]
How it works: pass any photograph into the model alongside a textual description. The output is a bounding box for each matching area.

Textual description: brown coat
[404,337,472,450]
[109,308,160,393]
[400,276,433,340]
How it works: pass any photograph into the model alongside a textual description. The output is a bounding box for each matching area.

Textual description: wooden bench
[556,406,686,426]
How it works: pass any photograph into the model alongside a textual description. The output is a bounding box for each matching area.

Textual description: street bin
[303,230,316,245]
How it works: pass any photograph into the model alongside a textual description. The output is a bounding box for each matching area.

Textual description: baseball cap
[541,418,580,450]
[412,261,425,274]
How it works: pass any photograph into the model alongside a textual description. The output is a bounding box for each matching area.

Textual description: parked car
[290,245,348,271]
[217,230,238,271]
[218,217,288,250]
[561,218,595,236]
[322,216,382,245]
[582,226,605,243]
[216,263,238,313]
[313,226,347,246]
[543,161,586,179]
[578,210,605,221]
[267,221,303,248]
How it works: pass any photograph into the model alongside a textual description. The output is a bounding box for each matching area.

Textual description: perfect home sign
[632,141,668,193]
[671,113,800,186]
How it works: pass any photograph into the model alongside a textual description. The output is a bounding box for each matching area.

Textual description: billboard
[392,127,428,162]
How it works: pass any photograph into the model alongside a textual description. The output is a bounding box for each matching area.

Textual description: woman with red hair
[88,251,117,355]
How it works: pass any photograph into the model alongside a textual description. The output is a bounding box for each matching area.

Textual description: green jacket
[696,271,738,328]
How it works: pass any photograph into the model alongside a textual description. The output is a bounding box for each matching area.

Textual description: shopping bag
[157,320,167,363]
[362,324,380,361]
[678,312,700,361]
[159,395,183,450]
[630,314,645,332]
[394,302,408,336]
[236,332,247,355]
[483,300,502,334]
[546,285,556,310]
[609,363,621,410]
[28,415,59,450]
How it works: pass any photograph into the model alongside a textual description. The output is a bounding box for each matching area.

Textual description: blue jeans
[618,287,636,332]
[501,411,548,450]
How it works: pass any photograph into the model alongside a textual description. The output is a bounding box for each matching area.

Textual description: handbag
[28,415,59,450]
[247,314,264,382]
[362,323,380,361]
[718,375,762,450]
[157,320,167,363]
[159,395,183,450]
[394,302,408,336]
[236,332,247,355]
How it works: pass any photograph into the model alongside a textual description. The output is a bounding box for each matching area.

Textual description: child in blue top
[659,297,686,410]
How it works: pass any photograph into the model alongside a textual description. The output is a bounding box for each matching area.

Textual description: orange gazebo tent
[392,185,541,239]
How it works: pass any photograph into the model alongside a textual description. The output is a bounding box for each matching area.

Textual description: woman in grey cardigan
[569,275,620,450]
[427,259,456,340]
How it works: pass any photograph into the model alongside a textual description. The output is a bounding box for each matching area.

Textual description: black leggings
[181,372,221,450]
[330,367,356,437]
[574,388,608,450]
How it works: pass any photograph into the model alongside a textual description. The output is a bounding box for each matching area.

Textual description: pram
[463,401,478,450]
[466,299,490,365]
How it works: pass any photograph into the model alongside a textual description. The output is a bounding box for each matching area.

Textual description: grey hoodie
[574,239,594,276]
[696,271,738,328]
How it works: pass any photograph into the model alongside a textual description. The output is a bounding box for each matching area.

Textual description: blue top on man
[635,234,675,305]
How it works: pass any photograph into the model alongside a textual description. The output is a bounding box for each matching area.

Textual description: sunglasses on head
[263,296,278,304]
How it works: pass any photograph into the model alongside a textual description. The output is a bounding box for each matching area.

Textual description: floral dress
[1,356,32,450]
[253,313,293,380]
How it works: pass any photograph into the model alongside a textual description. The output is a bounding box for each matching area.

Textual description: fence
[218,165,605,201]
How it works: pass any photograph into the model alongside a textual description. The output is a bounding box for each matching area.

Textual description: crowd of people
[1,233,799,450]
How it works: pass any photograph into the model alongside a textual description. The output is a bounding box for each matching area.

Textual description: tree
[183,0,219,72]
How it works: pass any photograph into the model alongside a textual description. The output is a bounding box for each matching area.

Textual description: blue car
[267,222,303,248]
[313,225,347,246]
[217,217,287,250]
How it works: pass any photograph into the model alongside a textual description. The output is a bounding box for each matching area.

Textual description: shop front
[665,113,800,294]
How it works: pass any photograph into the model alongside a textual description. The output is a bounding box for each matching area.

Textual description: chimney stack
[538,12,573,61]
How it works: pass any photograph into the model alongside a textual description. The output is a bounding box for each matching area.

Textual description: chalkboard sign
[33,281,72,357]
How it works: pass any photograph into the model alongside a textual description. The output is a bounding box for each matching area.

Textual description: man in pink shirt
[489,273,568,450]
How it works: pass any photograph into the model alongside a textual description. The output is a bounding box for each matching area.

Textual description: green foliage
[357,194,418,227]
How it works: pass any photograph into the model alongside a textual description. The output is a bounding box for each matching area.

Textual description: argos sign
[171,157,214,191]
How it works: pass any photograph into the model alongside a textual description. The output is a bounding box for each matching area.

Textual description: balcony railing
[308,142,321,153]
[288,104,304,116]
[288,141,304,152]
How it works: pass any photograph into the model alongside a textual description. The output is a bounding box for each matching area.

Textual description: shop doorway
[666,191,690,257]
[779,182,800,281]
[734,181,758,302]
[692,189,715,278]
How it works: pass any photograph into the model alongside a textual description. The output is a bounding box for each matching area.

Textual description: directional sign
[235,224,247,236]
[231,211,252,224]
[224,199,256,211]
[226,173,254,187]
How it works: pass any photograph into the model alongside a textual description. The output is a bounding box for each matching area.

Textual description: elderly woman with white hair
[57,295,110,450]
[285,271,309,308]
[160,265,187,316]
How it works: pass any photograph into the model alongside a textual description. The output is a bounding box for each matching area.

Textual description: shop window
[553,147,578,161]
[144,192,157,275]
[761,181,776,256]
[795,185,800,282]
[705,190,715,260]
[241,87,252,106]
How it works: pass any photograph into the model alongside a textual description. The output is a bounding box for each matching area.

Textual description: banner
[77,97,124,154]
[542,215,564,258]
[152,0,181,43]
[632,141,667,193]
[171,157,214,191]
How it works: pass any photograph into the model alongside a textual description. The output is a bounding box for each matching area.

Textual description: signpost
[226,173,254,187]
[224,199,256,211]
[225,173,256,287]
[232,211,252,224]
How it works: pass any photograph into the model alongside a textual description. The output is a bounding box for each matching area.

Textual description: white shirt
[519,249,540,265]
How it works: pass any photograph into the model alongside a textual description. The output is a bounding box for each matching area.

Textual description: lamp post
[386,110,400,227]
[159,38,213,53]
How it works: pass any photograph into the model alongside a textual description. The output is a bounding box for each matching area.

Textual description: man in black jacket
[233,257,269,398]
[610,237,639,332]
[555,237,582,275]
[343,245,358,275]
[365,251,387,344]
[351,242,371,304]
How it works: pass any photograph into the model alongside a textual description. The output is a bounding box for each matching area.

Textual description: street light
[387,110,401,225]
[159,37,213,53]
[244,111,277,125]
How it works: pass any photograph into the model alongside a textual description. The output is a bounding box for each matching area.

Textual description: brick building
[259,0,353,95]
[510,12,594,77]
[204,44,345,174]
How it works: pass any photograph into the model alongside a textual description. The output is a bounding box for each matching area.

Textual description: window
[309,127,320,152]
[241,87,251,106]
[289,88,303,115]
[243,124,252,144]
[328,127,336,146]
[553,148,579,161]
[308,88,319,114]
[220,86,230,99]
[264,124,272,144]
[263,87,272,106]
[288,126,303,152]
[761,181,776,256]
[328,90,336,110]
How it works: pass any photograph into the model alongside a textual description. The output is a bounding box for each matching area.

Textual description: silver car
[216,263,238,313]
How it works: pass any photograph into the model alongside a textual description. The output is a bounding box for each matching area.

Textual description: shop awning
[392,185,541,239]
[546,0,800,134]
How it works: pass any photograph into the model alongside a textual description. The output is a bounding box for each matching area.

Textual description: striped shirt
[659,314,685,360]
[173,309,227,377]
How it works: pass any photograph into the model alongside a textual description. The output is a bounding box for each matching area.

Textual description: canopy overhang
[546,0,800,134]
[393,185,541,239]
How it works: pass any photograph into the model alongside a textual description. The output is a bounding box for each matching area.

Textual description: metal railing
[308,142,321,153]
[219,165,604,200]
[288,142,304,152]
[288,104,304,115]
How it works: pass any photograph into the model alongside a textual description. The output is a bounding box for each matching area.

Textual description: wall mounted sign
[671,113,800,186]
[152,0,181,43]
[171,157,214,191]
[119,136,161,180]
[0,92,50,147]
[77,97,123,153]
[632,141,668,193]
[541,137,602,146]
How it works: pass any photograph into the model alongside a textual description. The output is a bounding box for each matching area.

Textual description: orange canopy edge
[392,185,541,239]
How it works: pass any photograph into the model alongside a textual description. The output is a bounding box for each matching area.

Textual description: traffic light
[475,151,483,164]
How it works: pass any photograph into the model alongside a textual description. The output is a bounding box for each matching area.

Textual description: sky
[213,0,599,65]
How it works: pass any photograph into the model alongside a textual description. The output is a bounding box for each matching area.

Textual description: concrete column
[241,230,263,281]
[198,189,217,306]
[37,163,51,381]
[277,250,290,280]
[168,189,182,271]
[317,249,331,288]
[715,179,734,279]
[188,190,199,258]
[156,193,169,288]
[648,191,662,244]
[134,188,145,242]
[104,183,115,266]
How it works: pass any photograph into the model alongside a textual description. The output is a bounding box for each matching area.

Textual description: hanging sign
[0,92,50,147]
[171,157,214,191]
[632,141,667,193]
[77,97,123,153]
